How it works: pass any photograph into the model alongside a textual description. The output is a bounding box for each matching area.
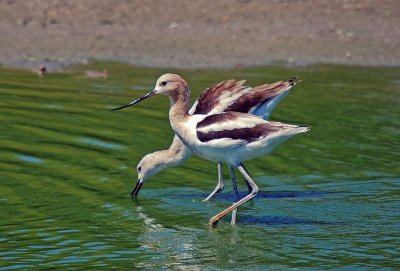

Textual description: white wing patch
[202,138,244,147]
[198,114,267,134]
[188,100,198,115]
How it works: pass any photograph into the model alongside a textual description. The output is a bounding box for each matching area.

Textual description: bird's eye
[160,81,167,86]
[138,166,142,172]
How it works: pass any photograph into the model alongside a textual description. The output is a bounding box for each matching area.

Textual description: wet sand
[0,0,399,69]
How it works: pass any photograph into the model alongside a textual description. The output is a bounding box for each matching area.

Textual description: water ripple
[77,137,125,150]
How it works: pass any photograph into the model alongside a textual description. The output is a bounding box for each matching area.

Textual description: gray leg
[203,162,224,202]
[230,167,239,225]
[230,167,239,198]
[231,166,253,224]
[231,166,252,196]
[209,163,259,227]
[244,176,252,193]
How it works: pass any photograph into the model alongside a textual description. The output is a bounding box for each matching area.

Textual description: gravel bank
[0,0,399,69]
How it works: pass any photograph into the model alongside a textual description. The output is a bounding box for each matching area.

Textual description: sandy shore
[0,0,399,69]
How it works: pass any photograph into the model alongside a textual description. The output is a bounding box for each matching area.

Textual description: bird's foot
[208,217,220,228]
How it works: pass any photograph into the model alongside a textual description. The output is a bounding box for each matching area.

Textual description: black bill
[130,180,143,197]
[111,90,156,111]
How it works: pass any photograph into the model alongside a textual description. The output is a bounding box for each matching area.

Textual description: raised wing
[189,80,251,115]
[225,78,298,118]
[189,77,299,119]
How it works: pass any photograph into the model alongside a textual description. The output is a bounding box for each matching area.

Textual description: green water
[0,62,399,270]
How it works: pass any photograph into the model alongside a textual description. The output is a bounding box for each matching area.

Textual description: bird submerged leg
[209,163,259,227]
[203,163,224,201]
[230,167,239,225]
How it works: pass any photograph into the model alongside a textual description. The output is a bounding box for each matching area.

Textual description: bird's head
[131,151,170,197]
[111,73,188,111]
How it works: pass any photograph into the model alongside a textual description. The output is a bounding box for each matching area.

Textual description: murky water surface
[0,63,399,270]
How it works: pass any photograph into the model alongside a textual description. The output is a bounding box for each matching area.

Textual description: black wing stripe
[197,123,279,143]
[197,112,239,129]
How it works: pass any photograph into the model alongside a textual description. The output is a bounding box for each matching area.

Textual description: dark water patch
[160,190,331,201]
[237,215,338,226]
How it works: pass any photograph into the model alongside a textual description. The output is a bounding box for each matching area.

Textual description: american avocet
[133,79,295,224]
[132,78,296,200]
[112,74,309,227]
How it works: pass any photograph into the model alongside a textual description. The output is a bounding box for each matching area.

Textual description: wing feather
[196,112,302,143]
[190,77,298,118]
[191,80,250,115]
[225,78,296,115]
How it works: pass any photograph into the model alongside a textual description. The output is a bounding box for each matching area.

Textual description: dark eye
[138,166,142,172]
[160,81,167,86]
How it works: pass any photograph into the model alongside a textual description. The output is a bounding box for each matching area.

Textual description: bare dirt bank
[0,0,399,69]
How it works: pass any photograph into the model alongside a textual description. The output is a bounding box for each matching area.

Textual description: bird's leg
[230,167,239,225]
[244,175,252,193]
[232,166,252,196]
[231,167,254,224]
[203,162,224,201]
[233,166,251,193]
[209,163,259,227]
[231,167,239,198]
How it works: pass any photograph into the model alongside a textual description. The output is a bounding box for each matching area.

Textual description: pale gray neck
[169,87,190,132]
[152,135,191,167]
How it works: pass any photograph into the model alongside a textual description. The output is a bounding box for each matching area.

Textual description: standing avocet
[132,78,296,199]
[112,74,309,227]
[133,78,296,224]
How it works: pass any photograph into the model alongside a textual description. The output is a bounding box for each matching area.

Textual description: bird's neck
[164,135,191,164]
[169,87,190,126]
[149,135,191,171]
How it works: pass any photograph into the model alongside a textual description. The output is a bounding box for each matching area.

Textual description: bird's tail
[277,123,310,137]
[293,125,310,134]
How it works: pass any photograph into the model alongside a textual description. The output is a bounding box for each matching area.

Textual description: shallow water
[0,62,399,270]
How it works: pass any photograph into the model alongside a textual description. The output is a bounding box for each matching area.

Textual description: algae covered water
[0,62,399,270]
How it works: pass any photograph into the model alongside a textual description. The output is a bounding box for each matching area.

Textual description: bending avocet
[112,74,309,227]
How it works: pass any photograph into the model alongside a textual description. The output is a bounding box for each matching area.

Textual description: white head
[153,73,188,95]
[131,151,170,196]
[138,152,169,182]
